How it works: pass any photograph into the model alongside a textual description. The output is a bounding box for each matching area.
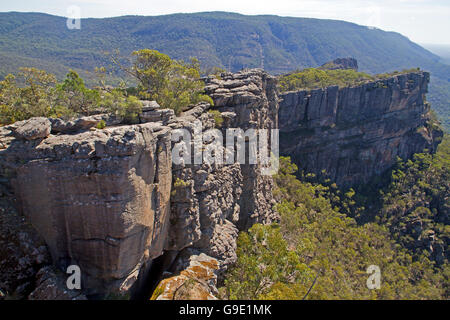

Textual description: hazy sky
[1,0,449,45]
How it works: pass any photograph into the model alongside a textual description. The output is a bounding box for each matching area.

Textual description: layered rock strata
[0,69,278,298]
[279,71,443,186]
[0,69,442,299]
[2,121,173,296]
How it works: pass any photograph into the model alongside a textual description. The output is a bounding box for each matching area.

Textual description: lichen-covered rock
[166,70,278,279]
[151,253,219,300]
[141,100,161,112]
[13,117,51,141]
[279,71,443,186]
[204,69,278,230]
[49,115,111,133]
[140,108,175,125]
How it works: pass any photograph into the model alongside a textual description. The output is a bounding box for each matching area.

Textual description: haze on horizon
[0,0,450,46]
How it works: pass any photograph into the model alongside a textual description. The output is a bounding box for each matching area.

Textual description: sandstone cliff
[279,71,443,186]
[0,69,278,299]
[320,57,359,71]
[0,69,443,300]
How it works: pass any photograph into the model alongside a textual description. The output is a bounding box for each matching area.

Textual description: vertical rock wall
[0,69,278,298]
[204,69,278,230]
[2,122,173,296]
[1,69,443,299]
[166,70,279,275]
[279,72,443,186]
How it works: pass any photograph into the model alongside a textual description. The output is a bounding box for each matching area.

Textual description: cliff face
[2,121,173,296]
[203,70,279,230]
[0,69,443,299]
[0,69,278,298]
[279,71,443,186]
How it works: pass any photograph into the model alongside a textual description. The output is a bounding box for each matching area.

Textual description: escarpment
[0,68,443,299]
[279,71,443,186]
[2,121,173,297]
[0,69,278,299]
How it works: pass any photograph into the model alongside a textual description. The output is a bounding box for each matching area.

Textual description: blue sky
[1,0,449,45]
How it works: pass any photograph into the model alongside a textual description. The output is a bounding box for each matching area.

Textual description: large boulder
[28,266,87,300]
[13,117,51,141]
[151,253,219,300]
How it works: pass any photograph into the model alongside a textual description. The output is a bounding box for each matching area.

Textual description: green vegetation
[114,50,212,115]
[173,178,190,188]
[0,11,448,130]
[279,68,374,92]
[56,70,100,116]
[0,50,212,125]
[223,223,314,300]
[0,68,59,123]
[376,68,422,79]
[0,67,140,125]
[222,153,449,300]
[376,136,449,265]
[278,68,422,92]
[96,120,106,129]
[428,78,450,131]
[208,110,224,128]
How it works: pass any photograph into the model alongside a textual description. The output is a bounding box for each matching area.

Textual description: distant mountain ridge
[0,11,448,129]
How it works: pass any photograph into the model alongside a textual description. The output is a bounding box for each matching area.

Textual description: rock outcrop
[28,266,87,300]
[320,57,359,71]
[163,70,279,294]
[13,117,52,141]
[0,69,278,298]
[2,121,173,296]
[0,126,51,300]
[204,69,279,230]
[150,252,219,300]
[0,68,443,299]
[279,71,443,186]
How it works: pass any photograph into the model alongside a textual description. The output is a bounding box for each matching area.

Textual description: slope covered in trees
[0,12,448,129]
[222,137,450,300]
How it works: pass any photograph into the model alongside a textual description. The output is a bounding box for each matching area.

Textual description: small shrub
[174,178,190,188]
[208,110,223,128]
[96,120,106,129]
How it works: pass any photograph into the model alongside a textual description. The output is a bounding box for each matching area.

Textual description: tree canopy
[222,154,448,300]
[0,49,213,125]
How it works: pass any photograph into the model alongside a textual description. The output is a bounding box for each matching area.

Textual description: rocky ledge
[0,68,443,300]
[0,69,278,299]
[279,71,443,186]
